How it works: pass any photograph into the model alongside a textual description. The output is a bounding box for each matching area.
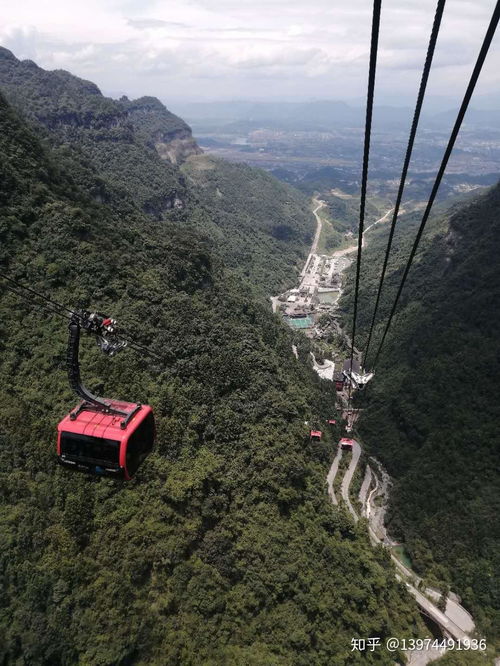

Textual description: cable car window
[61,432,120,466]
[126,412,154,476]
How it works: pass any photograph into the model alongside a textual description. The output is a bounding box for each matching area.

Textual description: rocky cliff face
[155,135,202,165]
[0,47,318,293]
[0,48,201,165]
[118,95,202,165]
[0,47,203,215]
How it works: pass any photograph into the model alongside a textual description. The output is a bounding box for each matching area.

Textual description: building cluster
[277,254,347,326]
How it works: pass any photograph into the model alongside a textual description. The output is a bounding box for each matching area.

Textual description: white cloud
[0,0,498,103]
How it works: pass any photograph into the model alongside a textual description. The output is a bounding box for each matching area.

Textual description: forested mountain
[182,154,314,291]
[0,47,312,295]
[345,185,500,643]
[0,56,424,663]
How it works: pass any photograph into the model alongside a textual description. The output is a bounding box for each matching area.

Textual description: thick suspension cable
[363,0,446,368]
[0,270,75,318]
[0,281,73,322]
[347,0,382,409]
[0,272,162,361]
[371,0,500,370]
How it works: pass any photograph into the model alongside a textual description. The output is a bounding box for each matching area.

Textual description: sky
[1,0,499,109]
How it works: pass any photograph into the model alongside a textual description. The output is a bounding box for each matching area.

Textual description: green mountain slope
[0,46,187,217]
[0,78,423,665]
[349,185,500,642]
[0,47,312,296]
[182,154,313,292]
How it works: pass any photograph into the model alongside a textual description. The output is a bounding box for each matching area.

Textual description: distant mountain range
[172,99,500,132]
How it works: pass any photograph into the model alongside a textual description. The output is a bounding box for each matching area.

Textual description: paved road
[362,207,394,245]
[366,459,391,540]
[358,465,372,516]
[310,352,335,381]
[326,445,343,506]
[334,441,475,644]
[425,588,475,634]
[402,580,470,643]
[310,199,325,255]
[299,199,325,281]
[366,462,475,635]
[340,440,361,521]
[326,206,394,261]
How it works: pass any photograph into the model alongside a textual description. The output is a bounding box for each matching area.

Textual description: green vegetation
[0,47,186,218]
[182,154,313,294]
[0,47,311,295]
[316,206,350,255]
[349,460,364,513]
[0,54,425,663]
[333,451,351,498]
[391,546,413,571]
[342,186,500,644]
[316,192,388,253]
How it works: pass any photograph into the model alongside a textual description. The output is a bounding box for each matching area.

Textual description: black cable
[363,0,446,367]
[347,0,382,409]
[0,272,163,361]
[0,270,75,318]
[371,0,500,370]
[0,281,73,322]
[125,340,163,362]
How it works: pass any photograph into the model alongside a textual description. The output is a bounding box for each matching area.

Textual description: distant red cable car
[326,419,337,425]
[56,312,155,480]
[310,430,322,442]
[339,437,354,450]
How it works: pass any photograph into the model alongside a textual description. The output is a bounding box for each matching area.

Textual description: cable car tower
[342,362,374,392]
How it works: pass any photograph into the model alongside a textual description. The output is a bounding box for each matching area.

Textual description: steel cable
[347,0,382,412]
[363,0,447,368]
[370,0,500,369]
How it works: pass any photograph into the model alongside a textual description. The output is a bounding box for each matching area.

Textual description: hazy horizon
[1,0,499,113]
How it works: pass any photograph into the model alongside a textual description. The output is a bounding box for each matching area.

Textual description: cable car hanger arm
[67,312,135,421]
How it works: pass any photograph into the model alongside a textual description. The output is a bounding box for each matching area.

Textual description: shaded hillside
[0,47,313,295]
[0,85,424,664]
[182,154,313,292]
[348,185,500,642]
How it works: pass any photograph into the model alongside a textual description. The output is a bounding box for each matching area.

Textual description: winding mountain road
[340,440,361,521]
[311,199,325,255]
[332,439,475,643]
[358,465,372,516]
[326,445,343,506]
[299,199,325,281]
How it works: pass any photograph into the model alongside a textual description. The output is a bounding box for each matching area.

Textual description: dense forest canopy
[0,54,424,664]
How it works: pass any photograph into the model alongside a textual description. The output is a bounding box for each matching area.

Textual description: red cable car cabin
[57,400,154,480]
[310,430,322,442]
[57,312,156,481]
[339,437,354,450]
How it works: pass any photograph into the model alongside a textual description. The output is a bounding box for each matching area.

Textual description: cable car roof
[58,401,151,441]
